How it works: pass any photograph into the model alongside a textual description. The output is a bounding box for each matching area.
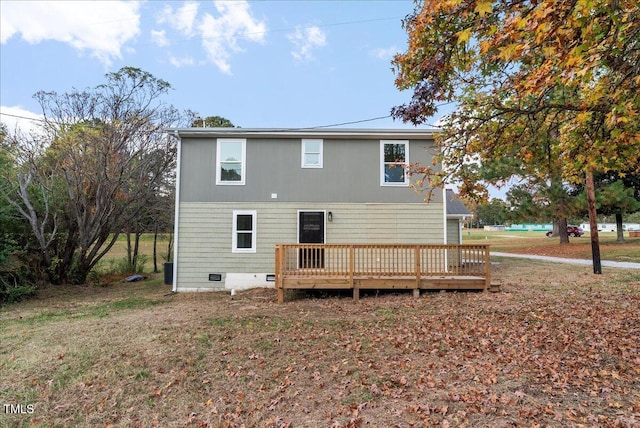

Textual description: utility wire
[303,115,393,129]
[0,112,43,122]
[0,111,445,131]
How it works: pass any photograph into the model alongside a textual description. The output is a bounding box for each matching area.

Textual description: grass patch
[22,309,73,324]
[134,370,150,380]
[49,351,96,391]
[374,307,395,317]
[89,297,165,318]
[103,296,164,311]
[14,296,167,325]
[207,315,293,331]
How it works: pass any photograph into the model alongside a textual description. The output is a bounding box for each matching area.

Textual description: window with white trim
[301,139,323,168]
[216,139,246,185]
[380,140,409,186]
[232,210,256,253]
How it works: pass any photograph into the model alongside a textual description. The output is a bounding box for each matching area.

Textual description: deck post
[349,245,355,289]
[349,245,359,301]
[484,245,491,291]
[414,246,421,298]
[275,245,284,303]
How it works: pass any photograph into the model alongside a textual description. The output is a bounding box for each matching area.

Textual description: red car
[546,226,584,237]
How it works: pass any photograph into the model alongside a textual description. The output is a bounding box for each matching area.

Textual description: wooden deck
[274,244,491,302]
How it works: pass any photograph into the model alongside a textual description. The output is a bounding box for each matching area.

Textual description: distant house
[169,128,470,292]
[506,223,553,232]
[580,223,640,232]
[446,189,472,243]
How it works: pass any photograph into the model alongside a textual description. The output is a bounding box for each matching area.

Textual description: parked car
[546,226,584,237]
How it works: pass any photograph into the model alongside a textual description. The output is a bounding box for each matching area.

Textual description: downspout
[443,188,448,244]
[171,130,182,292]
[443,188,448,271]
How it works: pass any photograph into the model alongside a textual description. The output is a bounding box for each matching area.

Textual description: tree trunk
[615,212,625,243]
[71,249,92,285]
[166,231,174,262]
[558,217,569,244]
[126,231,132,266]
[585,168,602,274]
[153,222,159,273]
[133,231,141,272]
[56,222,79,285]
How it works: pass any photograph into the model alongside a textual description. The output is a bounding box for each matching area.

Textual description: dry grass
[99,234,172,260]
[1,259,639,427]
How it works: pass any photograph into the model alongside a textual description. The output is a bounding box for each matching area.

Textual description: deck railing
[274,243,491,302]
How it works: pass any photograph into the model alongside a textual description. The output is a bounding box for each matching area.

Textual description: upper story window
[216,139,246,185]
[301,139,323,168]
[380,140,409,186]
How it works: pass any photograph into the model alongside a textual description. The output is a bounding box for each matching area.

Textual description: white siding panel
[446,219,461,244]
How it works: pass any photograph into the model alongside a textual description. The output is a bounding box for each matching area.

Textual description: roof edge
[168,127,439,139]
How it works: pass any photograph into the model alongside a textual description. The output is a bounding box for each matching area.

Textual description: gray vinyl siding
[175,201,445,290]
[179,137,440,204]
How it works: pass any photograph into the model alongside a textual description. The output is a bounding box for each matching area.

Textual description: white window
[380,140,409,186]
[216,139,246,185]
[232,210,256,253]
[301,139,323,168]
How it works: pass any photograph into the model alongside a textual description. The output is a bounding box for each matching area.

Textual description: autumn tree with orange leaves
[392,0,640,273]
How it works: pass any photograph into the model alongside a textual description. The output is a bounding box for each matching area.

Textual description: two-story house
[169,128,467,292]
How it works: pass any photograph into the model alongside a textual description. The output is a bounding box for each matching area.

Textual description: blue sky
[0,0,452,133]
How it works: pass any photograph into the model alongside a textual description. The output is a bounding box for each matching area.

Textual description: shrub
[0,243,37,303]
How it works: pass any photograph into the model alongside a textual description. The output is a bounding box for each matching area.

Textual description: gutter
[170,127,439,140]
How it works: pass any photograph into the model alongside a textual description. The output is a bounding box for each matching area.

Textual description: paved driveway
[491,251,640,269]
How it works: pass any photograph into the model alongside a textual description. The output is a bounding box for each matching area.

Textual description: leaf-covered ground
[1,258,639,427]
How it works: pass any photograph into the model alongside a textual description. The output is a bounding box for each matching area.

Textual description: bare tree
[3,67,182,284]
[0,130,59,272]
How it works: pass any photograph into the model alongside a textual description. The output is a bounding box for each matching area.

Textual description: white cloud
[287,26,326,62]
[155,0,266,75]
[157,1,199,37]
[169,55,195,68]
[151,30,169,47]
[0,106,44,136]
[372,46,398,60]
[0,1,141,65]
[198,1,267,75]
